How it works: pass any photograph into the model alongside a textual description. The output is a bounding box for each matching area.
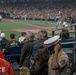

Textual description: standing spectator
[0,58,14,75]
[30,30,48,65]
[19,31,35,67]
[19,32,26,43]
[30,45,49,75]
[44,36,68,75]
[19,31,35,75]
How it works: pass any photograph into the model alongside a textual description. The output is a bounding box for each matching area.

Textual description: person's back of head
[10,33,16,39]
[21,32,26,36]
[26,31,35,40]
[36,45,50,61]
[38,30,48,39]
[60,29,70,40]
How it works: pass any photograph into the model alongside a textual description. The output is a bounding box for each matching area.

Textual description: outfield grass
[0,21,32,30]
[14,19,56,26]
[0,19,74,40]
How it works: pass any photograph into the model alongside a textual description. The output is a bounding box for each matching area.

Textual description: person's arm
[51,44,68,70]
[51,52,60,70]
[51,44,60,70]
[19,43,28,67]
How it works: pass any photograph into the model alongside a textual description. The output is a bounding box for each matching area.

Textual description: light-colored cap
[44,36,60,47]
[1,33,5,38]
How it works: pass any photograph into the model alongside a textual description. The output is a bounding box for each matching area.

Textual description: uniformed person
[44,36,69,75]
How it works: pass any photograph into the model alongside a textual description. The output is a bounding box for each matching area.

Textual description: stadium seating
[5,45,21,63]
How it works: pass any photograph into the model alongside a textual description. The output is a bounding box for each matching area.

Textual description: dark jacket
[5,39,21,50]
[19,40,34,68]
[30,45,49,75]
[0,38,9,49]
[30,39,46,65]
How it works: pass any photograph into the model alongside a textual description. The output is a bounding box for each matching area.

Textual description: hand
[54,43,61,54]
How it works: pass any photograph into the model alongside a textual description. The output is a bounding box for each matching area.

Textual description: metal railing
[52,23,76,75]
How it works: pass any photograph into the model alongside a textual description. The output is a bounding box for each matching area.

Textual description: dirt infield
[2,19,74,33]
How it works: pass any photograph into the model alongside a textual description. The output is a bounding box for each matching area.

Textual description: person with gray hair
[30,30,48,65]
[19,31,35,75]
[25,31,35,41]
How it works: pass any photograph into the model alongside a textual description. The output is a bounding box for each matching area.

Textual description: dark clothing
[0,38,9,49]
[19,40,34,68]
[5,39,21,50]
[30,45,49,75]
[30,39,46,65]
[60,29,70,40]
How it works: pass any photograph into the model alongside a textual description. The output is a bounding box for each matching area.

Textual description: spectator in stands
[30,30,48,65]
[19,32,26,43]
[0,33,9,51]
[19,31,35,67]
[19,31,35,75]
[44,36,68,75]
[5,33,21,51]
[30,45,49,75]
[60,29,70,40]
[0,58,14,75]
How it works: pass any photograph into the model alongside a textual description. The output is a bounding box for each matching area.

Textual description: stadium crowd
[0,0,76,75]
[0,29,75,75]
[0,1,76,20]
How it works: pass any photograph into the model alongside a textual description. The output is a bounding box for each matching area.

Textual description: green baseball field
[0,19,74,40]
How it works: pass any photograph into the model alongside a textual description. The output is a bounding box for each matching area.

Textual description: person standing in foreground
[0,58,14,75]
[44,36,69,75]
[19,31,35,75]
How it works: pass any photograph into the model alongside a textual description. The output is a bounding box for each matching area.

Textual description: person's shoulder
[0,58,10,65]
[59,50,68,58]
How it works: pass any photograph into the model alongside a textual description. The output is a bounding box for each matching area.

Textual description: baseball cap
[44,36,60,47]
[1,33,5,38]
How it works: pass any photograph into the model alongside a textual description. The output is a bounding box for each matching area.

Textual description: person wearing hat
[0,33,9,51]
[44,36,68,75]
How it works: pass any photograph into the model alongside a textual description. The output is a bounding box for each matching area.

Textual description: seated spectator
[0,58,14,75]
[5,33,21,51]
[60,29,70,40]
[19,32,26,43]
[5,33,21,63]
[0,33,9,51]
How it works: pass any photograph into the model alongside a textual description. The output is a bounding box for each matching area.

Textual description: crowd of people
[0,29,75,75]
[0,1,76,20]
[0,1,76,75]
